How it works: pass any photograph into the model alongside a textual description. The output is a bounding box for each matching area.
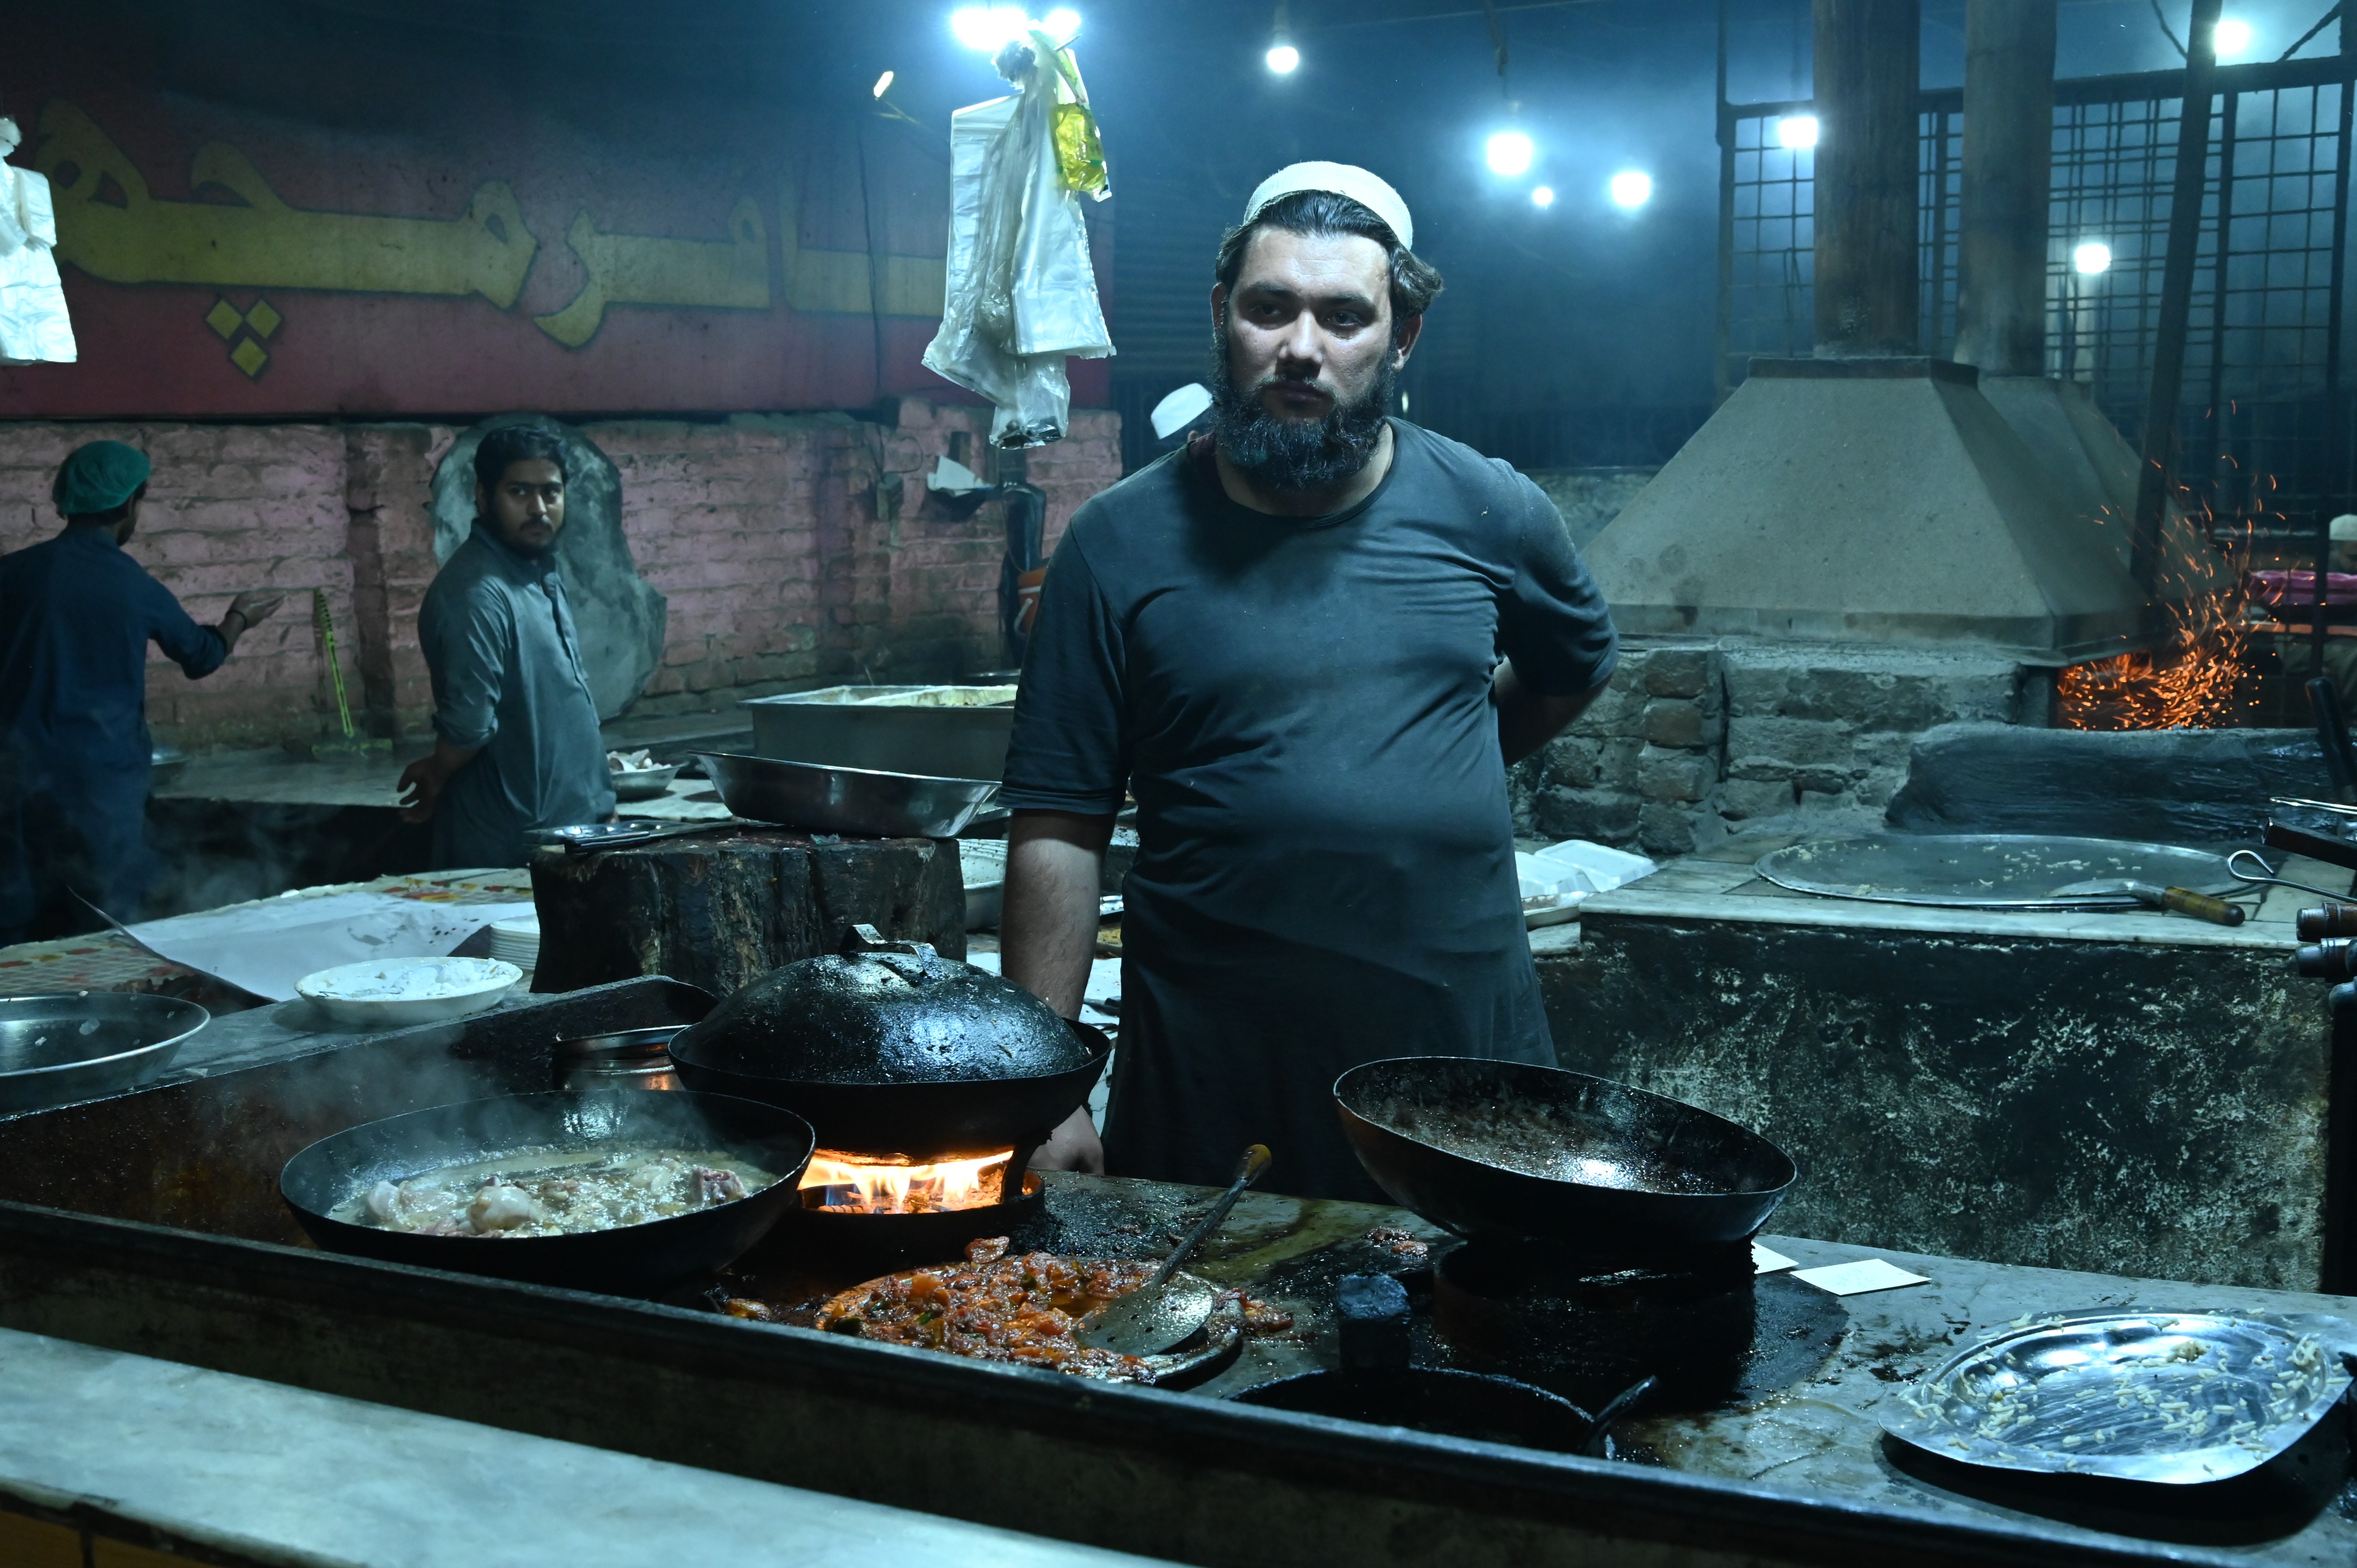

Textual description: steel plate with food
[337,1145,778,1239]
[1882,1310,2357,1483]
[724,1236,1292,1385]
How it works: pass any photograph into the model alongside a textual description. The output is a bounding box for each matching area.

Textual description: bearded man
[399,422,614,868]
[997,164,1620,1200]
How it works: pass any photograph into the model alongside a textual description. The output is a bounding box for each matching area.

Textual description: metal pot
[0,993,209,1116]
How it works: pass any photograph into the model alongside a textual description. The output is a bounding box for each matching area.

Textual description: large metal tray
[0,993,210,1115]
[694,751,998,839]
[1882,1310,2357,1483]
[1755,834,2240,910]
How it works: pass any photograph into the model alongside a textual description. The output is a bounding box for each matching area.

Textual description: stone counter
[1536,840,2345,1290]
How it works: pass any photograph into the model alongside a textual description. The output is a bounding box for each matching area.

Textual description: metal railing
[1719,51,2357,530]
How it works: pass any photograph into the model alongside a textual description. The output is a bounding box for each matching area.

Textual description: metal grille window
[1719,56,2356,528]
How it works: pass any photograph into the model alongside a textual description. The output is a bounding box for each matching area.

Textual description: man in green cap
[0,440,284,941]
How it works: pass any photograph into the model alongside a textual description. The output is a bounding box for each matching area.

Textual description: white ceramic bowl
[294,957,524,1029]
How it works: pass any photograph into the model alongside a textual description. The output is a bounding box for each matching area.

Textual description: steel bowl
[693,751,999,839]
[609,763,680,802]
[0,992,210,1115]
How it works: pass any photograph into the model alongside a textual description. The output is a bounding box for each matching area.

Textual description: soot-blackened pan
[670,1021,1110,1157]
[281,1090,814,1296]
[1333,1058,1794,1256]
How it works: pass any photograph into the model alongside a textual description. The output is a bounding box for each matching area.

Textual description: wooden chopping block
[528,827,965,996]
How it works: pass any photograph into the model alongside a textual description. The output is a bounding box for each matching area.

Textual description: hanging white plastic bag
[924,28,1111,448]
[0,116,76,367]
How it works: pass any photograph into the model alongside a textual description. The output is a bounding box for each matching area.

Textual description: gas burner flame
[799,1149,1014,1215]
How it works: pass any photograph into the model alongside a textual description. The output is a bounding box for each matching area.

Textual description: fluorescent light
[1775,114,1819,150]
[1530,185,1555,208]
[1485,131,1534,177]
[1043,7,1081,43]
[1608,170,1653,209]
[2073,240,2113,275]
[2212,16,2253,58]
[1265,42,1300,72]
[950,6,1032,51]
[872,70,895,98]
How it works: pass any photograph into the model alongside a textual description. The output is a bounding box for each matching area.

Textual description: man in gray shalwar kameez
[400,423,615,868]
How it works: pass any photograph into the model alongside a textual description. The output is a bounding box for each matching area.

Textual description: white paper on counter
[1752,1243,1798,1275]
[961,948,1119,1030]
[125,892,538,1003]
[1792,1258,1930,1297]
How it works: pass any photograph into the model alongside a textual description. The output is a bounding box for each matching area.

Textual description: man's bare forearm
[1493,659,1606,765]
[1001,809,1115,1017]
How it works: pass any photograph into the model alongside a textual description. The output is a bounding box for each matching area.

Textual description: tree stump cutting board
[528,828,965,997]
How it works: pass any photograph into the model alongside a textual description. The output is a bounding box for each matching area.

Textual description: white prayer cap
[1243,162,1414,252]
[2333,514,2357,543]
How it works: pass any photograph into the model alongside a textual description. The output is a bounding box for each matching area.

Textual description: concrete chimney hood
[1587,0,2217,667]
[1581,355,2202,664]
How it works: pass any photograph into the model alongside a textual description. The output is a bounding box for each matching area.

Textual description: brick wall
[1512,636,2037,856]
[0,403,1122,748]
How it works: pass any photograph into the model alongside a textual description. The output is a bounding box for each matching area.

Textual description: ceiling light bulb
[1609,170,1653,209]
[1043,7,1081,43]
[2212,16,2253,58]
[872,70,895,98]
[949,5,1030,51]
[2073,240,2113,275]
[1485,131,1534,177]
[1265,42,1300,72]
[1775,114,1820,150]
[1530,185,1555,208]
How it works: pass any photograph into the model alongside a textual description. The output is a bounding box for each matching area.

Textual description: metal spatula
[1075,1143,1271,1357]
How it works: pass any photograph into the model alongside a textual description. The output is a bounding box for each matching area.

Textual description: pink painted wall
[0,403,1122,749]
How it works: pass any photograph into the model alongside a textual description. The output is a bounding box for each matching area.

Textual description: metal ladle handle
[1146,1144,1272,1291]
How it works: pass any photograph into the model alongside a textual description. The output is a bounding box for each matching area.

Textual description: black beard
[1210,327,1397,495]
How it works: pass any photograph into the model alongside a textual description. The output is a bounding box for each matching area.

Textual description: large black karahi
[668,940,1107,1157]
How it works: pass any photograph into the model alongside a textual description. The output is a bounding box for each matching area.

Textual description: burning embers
[798,1149,1016,1215]
[2060,516,2256,731]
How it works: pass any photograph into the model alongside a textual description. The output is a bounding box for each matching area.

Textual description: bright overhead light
[2212,16,2254,58]
[950,6,1032,51]
[1042,7,1081,43]
[1775,114,1820,150]
[1609,170,1653,209]
[1265,42,1300,72]
[1485,131,1534,177]
[1530,185,1555,208]
[872,70,895,98]
[2073,240,2113,275]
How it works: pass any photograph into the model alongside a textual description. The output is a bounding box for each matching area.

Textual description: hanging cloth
[0,117,76,366]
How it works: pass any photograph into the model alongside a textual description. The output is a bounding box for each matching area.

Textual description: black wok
[282,1090,814,1296]
[671,1019,1110,1157]
[1334,1058,1794,1256]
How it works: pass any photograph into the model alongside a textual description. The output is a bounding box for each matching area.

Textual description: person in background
[0,440,283,942]
[399,422,614,867]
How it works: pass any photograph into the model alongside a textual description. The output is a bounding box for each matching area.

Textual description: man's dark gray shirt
[419,524,614,868]
[1000,420,1619,1199]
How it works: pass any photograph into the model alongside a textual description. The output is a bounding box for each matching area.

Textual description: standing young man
[0,440,283,941]
[997,164,1620,1200]
[400,423,614,868]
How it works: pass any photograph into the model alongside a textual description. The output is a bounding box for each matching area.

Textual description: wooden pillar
[1812,0,1921,356]
[1954,0,2057,375]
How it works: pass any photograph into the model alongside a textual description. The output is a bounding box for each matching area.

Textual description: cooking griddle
[1754,834,2240,911]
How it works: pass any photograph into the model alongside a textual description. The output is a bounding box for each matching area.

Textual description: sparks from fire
[800,1149,1014,1214]
[2058,493,2262,732]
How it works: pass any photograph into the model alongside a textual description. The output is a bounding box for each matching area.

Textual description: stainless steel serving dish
[1882,1310,2357,1484]
[692,751,999,839]
[0,992,210,1114]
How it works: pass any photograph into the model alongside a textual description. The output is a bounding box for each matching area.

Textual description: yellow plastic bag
[1052,101,1106,197]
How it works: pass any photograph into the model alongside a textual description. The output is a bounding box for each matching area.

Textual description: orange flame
[2059,502,2260,731]
[799,1149,1014,1214]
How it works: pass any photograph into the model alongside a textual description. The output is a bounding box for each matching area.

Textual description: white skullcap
[2333,514,2357,543]
[1243,162,1414,252]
